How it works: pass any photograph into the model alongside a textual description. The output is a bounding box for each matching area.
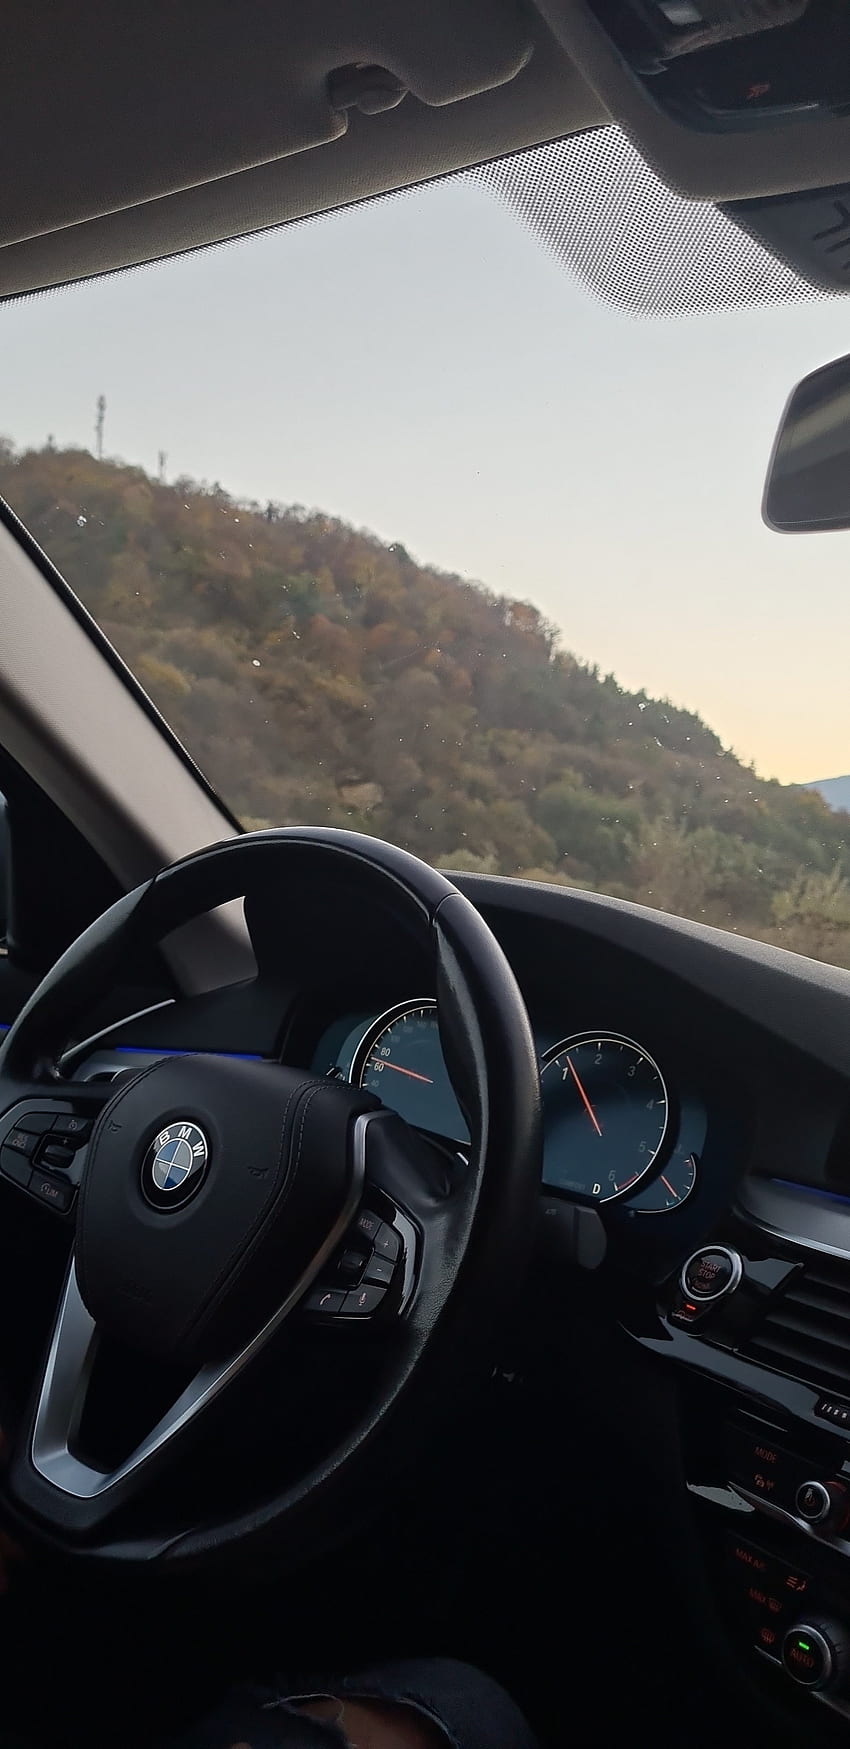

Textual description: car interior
[5,3,850,1746]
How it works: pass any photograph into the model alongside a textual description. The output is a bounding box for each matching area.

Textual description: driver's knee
[322,1659,538,1749]
[295,1696,446,1747]
[160,1659,537,1749]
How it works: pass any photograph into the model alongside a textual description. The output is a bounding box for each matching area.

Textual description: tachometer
[350,1000,468,1143]
[540,1032,669,1204]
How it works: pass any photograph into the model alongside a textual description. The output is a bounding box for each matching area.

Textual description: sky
[2,161,850,786]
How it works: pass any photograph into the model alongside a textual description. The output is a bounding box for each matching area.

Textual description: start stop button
[680,1246,743,1303]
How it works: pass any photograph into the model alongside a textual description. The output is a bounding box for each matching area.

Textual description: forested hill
[2,440,849,968]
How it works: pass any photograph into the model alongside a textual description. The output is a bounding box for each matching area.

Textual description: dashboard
[70,865,850,1272]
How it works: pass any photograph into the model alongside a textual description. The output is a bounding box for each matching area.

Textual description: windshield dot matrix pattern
[469,126,827,317]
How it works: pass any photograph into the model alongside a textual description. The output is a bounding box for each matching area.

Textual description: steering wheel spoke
[19,1245,352,1523]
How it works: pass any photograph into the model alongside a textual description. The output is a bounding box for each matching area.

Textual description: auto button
[782,1621,850,1691]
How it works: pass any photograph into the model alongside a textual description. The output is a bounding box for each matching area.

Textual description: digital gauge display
[540,1032,670,1204]
[350,1000,468,1144]
[629,1147,697,1212]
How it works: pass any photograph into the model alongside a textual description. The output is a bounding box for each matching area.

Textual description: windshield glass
[3,134,850,968]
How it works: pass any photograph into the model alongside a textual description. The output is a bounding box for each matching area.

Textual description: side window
[0,762,119,974]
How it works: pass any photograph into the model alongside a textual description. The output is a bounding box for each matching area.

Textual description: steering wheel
[0,829,541,1574]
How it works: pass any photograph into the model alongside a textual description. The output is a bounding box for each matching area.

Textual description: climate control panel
[725,1531,850,1712]
[684,1389,850,1726]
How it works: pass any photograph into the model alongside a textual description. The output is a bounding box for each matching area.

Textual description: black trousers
[158,1660,539,1749]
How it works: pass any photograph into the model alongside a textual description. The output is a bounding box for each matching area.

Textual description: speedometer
[350,1000,468,1143]
[540,1032,669,1203]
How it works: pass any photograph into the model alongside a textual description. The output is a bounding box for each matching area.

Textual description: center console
[626,1175,850,1729]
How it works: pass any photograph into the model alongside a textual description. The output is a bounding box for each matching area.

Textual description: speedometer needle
[370,1059,434,1085]
[567,1058,603,1137]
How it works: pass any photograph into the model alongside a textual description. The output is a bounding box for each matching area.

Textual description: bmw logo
[141,1121,210,1211]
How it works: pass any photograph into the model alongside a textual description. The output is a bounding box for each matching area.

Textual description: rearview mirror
[764,354,850,534]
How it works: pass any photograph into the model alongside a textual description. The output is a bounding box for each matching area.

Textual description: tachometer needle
[660,1174,678,1199]
[566,1058,603,1137]
[370,1059,434,1085]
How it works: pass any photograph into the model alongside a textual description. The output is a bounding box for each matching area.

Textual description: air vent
[741,1255,850,1395]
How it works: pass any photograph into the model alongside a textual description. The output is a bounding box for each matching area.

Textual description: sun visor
[1,0,534,249]
[0,0,608,299]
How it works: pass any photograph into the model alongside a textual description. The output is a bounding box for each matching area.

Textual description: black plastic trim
[0,493,242,833]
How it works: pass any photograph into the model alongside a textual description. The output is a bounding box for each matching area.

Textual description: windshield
[3,133,850,968]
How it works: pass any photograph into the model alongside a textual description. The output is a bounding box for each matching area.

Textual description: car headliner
[5,1,850,304]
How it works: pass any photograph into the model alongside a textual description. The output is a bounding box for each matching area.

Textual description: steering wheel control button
[50,1114,93,1142]
[373,1222,401,1262]
[681,1246,743,1303]
[337,1248,368,1281]
[140,1120,210,1211]
[343,1283,387,1317]
[5,1128,37,1158]
[15,1111,57,1135]
[0,1149,32,1189]
[781,1622,848,1691]
[29,1171,74,1213]
[354,1209,382,1245]
[39,1142,75,1171]
[364,1254,395,1286]
[305,1286,347,1315]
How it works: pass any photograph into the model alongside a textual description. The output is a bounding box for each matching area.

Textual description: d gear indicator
[540,1032,670,1204]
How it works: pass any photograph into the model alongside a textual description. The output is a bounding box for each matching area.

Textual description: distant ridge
[805,776,850,814]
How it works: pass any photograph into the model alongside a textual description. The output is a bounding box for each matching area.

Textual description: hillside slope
[2,440,849,968]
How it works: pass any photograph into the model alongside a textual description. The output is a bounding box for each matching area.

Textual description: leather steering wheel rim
[0,829,541,1575]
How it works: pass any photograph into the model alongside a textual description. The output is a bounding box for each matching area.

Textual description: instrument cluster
[319,998,706,1216]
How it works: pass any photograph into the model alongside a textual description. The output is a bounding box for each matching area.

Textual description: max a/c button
[727,1538,774,1582]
